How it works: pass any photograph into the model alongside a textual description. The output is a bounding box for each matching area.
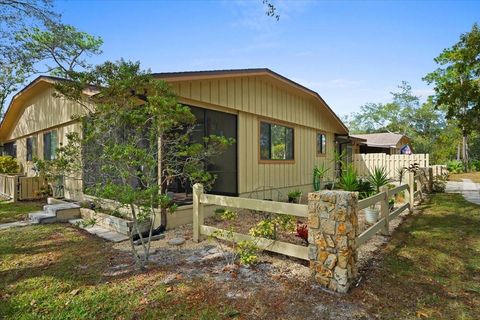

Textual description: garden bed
[204,208,308,246]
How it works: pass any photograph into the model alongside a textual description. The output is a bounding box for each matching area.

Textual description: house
[350,132,411,155]
[0,68,354,224]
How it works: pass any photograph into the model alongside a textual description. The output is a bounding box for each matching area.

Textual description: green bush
[471,159,480,171]
[0,156,19,174]
[447,160,464,173]
[432,176,448,193]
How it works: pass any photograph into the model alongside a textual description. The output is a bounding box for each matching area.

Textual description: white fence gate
[353,153,430,179]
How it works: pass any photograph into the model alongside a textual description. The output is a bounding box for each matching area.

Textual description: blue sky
[53,0,480,116]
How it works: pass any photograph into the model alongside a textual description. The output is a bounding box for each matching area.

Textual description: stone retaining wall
[307,191,358,293]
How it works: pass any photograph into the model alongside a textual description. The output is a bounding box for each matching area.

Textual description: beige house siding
[169,76,342,198]
[6,87,86,141]
[2,73,346,201]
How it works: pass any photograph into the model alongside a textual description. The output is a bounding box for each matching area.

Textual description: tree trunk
[462,132,469,171]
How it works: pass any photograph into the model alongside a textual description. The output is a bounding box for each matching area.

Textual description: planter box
[80,208,151,236]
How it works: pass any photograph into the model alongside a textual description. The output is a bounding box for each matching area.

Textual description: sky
[51,0,480,117]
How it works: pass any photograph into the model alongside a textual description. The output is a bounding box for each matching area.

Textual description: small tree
[56,60,233,269]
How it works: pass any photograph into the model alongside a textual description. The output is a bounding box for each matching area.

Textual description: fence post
[379,186,389,236]
[416,173,423,200]
[192,183,204,243]
[308,190,358,293]
[407,172,415,212]
[427,167,433,193]
[12,175,19,203]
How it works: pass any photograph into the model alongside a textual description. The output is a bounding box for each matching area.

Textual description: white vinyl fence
[353,153,429,179]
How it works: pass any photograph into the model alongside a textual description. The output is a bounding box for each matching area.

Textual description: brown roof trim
[153,68,349,133]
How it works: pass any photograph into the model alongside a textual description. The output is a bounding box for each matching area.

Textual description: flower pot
[365,207,379,224]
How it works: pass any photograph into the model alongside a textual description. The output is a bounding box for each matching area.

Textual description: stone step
[68,218,129,243]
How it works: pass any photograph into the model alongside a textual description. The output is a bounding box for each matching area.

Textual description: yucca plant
[313,162,330,191]
[368,167,389,193]
[339,164,359,191]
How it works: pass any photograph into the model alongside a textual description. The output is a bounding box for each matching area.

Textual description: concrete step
[29,211,57,224]
[69,218,129,243]
[41,203,81,222]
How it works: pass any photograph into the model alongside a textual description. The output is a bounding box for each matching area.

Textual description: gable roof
[350,132,409,148]
[152,68,349,133]
[0,68,349,140]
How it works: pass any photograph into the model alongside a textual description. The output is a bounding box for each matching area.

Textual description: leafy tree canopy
[424,23,480,133]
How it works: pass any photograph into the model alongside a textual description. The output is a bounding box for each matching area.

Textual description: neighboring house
[0,68,353,204]
[351,133,411,155]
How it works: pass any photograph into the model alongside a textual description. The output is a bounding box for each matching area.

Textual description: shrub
[236,241,258,266]
[0,156,19,174]
[471,159,480,171]
[432,174,448,193]
[447,160,464,173]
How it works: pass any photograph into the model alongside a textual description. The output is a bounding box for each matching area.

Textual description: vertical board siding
[168,76,342,198]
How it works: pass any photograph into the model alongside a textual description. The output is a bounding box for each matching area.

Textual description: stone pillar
[307,190,358,293]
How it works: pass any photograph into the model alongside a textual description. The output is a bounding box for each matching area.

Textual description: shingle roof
[350,132,408,148]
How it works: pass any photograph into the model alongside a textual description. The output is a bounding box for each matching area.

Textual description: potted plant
[364,190,380,224]
[365,167,389,224]
[288,190,302,203]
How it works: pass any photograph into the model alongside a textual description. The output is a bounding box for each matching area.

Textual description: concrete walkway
[0,220,34,231]
[446,179,480,205]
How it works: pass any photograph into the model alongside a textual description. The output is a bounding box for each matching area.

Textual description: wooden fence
[356,171,421,247]
[430,164,448,177]
[0,174,45,202]
[353,153,429,179]
[192,170,427,262]
[192,184,309,260]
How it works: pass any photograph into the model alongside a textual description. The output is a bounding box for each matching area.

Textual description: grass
[0,224,237,319]
[0,200,44,224]
[1,195,479,319]
[449,171,480,183]
[352,193,480,319]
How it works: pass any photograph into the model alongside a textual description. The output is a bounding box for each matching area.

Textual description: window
[2,141,16,158]
[26,136,37,161]
[43,130,58,160]
[316,132,326,155]
[260,121,294,161]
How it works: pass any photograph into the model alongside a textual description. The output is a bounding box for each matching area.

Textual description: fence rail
[356,171,422,247]
[193,184,309,261]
